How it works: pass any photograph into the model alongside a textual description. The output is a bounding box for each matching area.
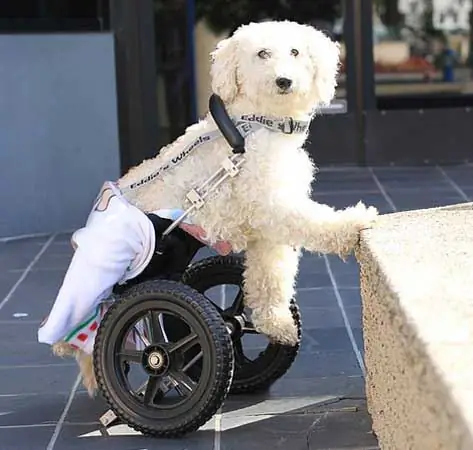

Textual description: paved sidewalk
[0,165,472,450]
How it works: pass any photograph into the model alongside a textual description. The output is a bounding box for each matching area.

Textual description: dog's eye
[257,49,271,59]
[290,48,299,57]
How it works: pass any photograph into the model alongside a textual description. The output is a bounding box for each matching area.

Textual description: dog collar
[121,114,310,192]
[236,114,310,134]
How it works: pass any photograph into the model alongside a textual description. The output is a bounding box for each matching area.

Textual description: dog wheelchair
[93,95,302,437]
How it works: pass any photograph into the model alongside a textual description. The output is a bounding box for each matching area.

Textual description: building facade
[1,0,472,237]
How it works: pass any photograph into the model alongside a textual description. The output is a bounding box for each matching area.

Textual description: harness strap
[121,114,310,193]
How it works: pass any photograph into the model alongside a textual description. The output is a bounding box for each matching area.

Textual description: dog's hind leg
[243,241,301,346]
[75,350,97,397]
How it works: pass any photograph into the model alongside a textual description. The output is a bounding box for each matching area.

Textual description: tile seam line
[368,167,398,212]
[436,165,471,202]
[0,230,73,243]
[45,374,82,450]
[323,255,366,377]
[0,234,57,312]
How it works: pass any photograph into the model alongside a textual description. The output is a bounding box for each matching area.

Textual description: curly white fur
[60,20,378,393]
[118,21,377,343]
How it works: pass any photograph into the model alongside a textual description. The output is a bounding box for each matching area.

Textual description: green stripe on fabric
[64,306,100,342]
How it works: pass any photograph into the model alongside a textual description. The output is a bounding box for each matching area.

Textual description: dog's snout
[275,77,293,90]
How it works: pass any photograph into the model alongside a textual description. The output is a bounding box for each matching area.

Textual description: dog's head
[210,20,340,116]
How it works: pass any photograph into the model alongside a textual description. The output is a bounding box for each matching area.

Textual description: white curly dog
[38,20,378,394]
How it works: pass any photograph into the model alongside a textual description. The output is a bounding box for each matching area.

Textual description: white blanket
[37,182,155,350]
[37,181,232,354]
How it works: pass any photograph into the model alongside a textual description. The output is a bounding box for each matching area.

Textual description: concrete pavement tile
[330,272,360,288]
[0,272,19,302]
[344,305,362,330]
[0,425,55,450]
[0,322,63,366]
[0,269,64,320]
[298,255,327,275]
[283,351,361,379]
[58,423,215,449]
[304,327,355,353]
[50,233,74,244]
[220,398,376,450]
[439,165,473,189]
[0,363,78,395]
[457,187,473,199]
[335,287,363,307]
[306,399,378,449]
[388,190,464,211]
[325,254,360,274]
[0,344,65,367]
[296,288,337,308]
[296,307,345,329]
[315,169,377,193]
[64,391,108,425]
[351,327,364,352]
[223,375,365,409]
[0,392,68,426]
[222,395,338,418]
[297,271,360,289]
[0,237,49,272]
[297,272,332,289]
[372,166,444,183]
[266,374,365,399]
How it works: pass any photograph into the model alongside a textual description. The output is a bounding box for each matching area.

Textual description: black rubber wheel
[182,255,301,395]
[93,279,234,437]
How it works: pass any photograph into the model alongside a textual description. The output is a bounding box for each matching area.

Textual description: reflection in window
[373,0,473,100]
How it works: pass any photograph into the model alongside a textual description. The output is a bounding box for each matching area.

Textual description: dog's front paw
[336,201,379,259]
[252,308,299,346]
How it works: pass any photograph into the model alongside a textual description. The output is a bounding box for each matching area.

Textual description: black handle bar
[209,94,245,154]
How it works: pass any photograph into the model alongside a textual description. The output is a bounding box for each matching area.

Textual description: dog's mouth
[277,88,293,95]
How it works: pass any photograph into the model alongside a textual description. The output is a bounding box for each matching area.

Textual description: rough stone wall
[356,208,473,450]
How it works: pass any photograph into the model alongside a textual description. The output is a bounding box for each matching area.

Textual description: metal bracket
[221,157,240,177]
[185,189,205,209]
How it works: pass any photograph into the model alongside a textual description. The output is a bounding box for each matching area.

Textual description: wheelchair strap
[121,114,310,193]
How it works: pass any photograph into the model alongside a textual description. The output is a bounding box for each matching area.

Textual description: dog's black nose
[275,77,293,90]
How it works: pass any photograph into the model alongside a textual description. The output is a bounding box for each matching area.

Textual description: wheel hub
[142,345,170,376]
[148,352,164,369]
[224,313,247,338]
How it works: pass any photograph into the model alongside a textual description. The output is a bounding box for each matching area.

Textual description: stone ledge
[356,205,473,450]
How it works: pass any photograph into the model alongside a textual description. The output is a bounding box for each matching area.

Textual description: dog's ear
[305,27,340,106]
[210,36,239,103]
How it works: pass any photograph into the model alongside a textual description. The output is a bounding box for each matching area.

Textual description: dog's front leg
[243,240,301,345]
[254,198,378,259]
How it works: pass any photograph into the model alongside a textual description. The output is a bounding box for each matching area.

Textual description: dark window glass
[0,0,110,32]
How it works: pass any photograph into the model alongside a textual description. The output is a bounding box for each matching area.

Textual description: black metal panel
[365,108,473,165]
[110,0,159,174]
[305,113,359,165]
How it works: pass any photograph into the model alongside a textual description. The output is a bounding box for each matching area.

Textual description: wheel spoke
[133,326,150,348]
[228,287,245,315]
[146,311,166,344]
[182,350,203,372]
[234,339,252,366]
[169,370,197,396]
[168,332,199,355]
[143,376,161,406]
[119,349,142,364]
